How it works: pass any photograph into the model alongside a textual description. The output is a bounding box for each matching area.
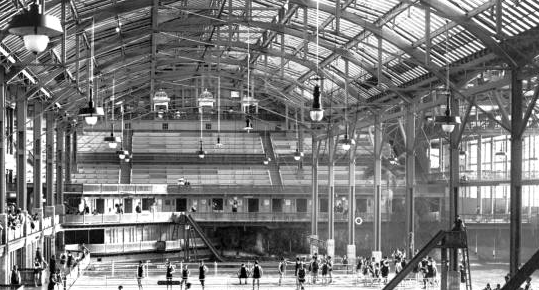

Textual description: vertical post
[327,129,335,258]
[311,136,319,255]
[373,114,382,253]
[45,112,55,207]
[56,124,64,205]
[298,107,304,169]
[33,100,43,211]
[347,136,356,264]
[448,97,460,290]
[0,69,5,213]
[72,129,77,171]
[285,105,289,131]
[477,135,482,213]
[405,104,415,259]
[16,86,27,210]
[65,124,71,184]
[509,69,523,276]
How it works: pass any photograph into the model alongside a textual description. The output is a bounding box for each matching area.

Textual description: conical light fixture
[215,76,223,148]
[244,118,253,131]
[8,2,63,53]
[104,78,121,149]
[293,149,301,161]
[338,59,355,152]
[339,133,356,151]
[78,19,103,125]
[310,85,324,122]
[434,21,460,133]
[197,140,206,159]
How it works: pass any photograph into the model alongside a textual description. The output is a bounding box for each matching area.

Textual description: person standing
[310,256,319,284]
[136,260,144,290]
[342,255,348,274]
[181,264,190,290]
[238,263,248,285]
[199,261,208,290]
[321,259,328,285]
[297,263,306,290]
[165,260,175,290]
[66,251,74,272]
[252,260,263,290]
[10,265,20,289]
[278,258,286,286]
[34,258,42,287]
[327,256,333,283]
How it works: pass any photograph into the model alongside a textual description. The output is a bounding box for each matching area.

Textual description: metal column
[65,123,71,184]
[16,87,27,210]
[45,112,55,207]
[0,70,5,213]
[373,114,382,252]
[405,105,415,258]
[509,70,523,276]
[327,130,335,257]
[448,96,461,290]
[72,129,77,170]
[33,100,43,210]
[55,124,64,205]
[311,136,319,254]
[347,139,356,262]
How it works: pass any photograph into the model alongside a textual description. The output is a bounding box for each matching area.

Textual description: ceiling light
[293,149,302,161]
[310,85,324,122]
[197,140,205,159]
[78,100,104,126]
[495,150,506,157]
[263,159,269,165]
[117,150,128,160]
[104,133,121,149]
[339,134,355,151]
[8,3,63,53]
[434,91,461,133]
[459,149,466,157]
[215,136,223,148]
[124,155,131,162]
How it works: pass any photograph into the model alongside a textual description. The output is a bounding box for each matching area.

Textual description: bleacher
[131,165,272,186]
[279,165,371,186]
[132,132,264,154]
[271,134,373,157]
[72,164,120,184]
[77,131,120,153]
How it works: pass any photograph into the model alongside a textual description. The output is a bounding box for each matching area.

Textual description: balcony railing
[1,206,58,244]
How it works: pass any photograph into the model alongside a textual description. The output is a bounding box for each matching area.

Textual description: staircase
[260,132,283,187]
[173,213,225,262]
[501,248,539,290]
[382,230,471,290]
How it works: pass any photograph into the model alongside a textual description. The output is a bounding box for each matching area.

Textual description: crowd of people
[6,204,39,230]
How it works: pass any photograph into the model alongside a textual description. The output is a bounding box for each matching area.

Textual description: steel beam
[55,123,64,205]
[45,111,54,207]
[449,96,460,270]
[33,100,43,210]
[327,129,336,257]
[16,86,27,210]
[509,69,523,276]
[0,70,5,213]
[311,135,319,249]
[405,104,415,259]
[373,114,382,252]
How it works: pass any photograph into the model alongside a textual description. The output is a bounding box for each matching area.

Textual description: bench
[157,280,181,285]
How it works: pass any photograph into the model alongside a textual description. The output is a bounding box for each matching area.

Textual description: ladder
[462,246,473,290]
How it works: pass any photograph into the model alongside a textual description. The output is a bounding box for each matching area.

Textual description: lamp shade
[215,136,223,148]
[310,85,324,122]
[78,101,104,125]
[116,150,128,160]
[338,134,356,151]
[263,159,269,165]
[8,3,63,53]
[434,115,461,133]
[104,134,121,149]
[293,149,301,161]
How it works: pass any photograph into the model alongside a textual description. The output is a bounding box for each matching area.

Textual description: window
[356,199,368,212]
[176,198,187,212]
[212,198,223,211]
[162,123,169,130]
[272,199,283,212]
[296,199,307,212]
[205,123,212,130]
[124,122,131,130]
[320,198,328,212]
[248,199,259,212]
[142,198,155,210]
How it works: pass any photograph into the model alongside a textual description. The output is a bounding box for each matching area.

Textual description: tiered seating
[131,165,272,186]
[271,134,373,157]
[72,164,120,184]
[77,131,120,153]
[279,165,370,186]
[132,132,264,154]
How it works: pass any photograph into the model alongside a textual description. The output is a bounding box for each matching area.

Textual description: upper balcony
[0,206,60,247]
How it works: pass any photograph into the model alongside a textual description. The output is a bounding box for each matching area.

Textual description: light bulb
[199,153,205,159]
[310,109,324,122]
[124,157,130,162]
[342,143,351,151]
[23,35,49,53]
[85,116,98,126]
[263,159,269,165]
[119,153,125,159]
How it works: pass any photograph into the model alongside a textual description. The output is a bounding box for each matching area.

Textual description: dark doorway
[124,198,133,213]
[248,199,259,212]
[176,198,187,212]
[272,199,283,212]
[95,199,105,214]
[296,198,307,212]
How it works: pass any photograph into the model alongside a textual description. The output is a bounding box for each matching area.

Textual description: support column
[55,124,64,205]
[285,105,289,131]
[33,100,43,211]
[311,136,319,255]
[16,86,27,210]
[405,104,415,258]
[477,135,482,214]
[327,130,335,258]
[45,112,55,207]
[509,69,523,276]
[64,123,71,184]
[0,70,5,213]
[448,97,461,290]
[297,109,304,169]
[72,129,77,171]
[347,139,356,264]
[373,114,382,253]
